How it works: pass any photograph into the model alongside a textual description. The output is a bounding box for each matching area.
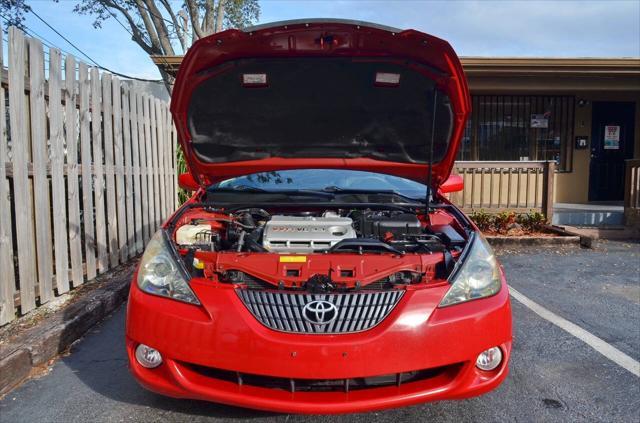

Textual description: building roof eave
[150,55,640,90]
[461,57,640,78]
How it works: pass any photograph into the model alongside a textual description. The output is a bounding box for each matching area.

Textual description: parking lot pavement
[499,240,640,363]
[1,241,638,423]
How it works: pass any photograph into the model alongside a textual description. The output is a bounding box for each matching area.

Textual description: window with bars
[459,95,575,171]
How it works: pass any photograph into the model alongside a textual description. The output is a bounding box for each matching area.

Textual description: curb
[550,224,639,244]
[486,235,581,247]
[543,224,595,248]
[0,261,137,396]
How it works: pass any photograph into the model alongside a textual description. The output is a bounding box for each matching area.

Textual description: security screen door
[589,101,636,202]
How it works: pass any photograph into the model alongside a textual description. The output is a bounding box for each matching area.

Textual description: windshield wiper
[209,186,335,198]
[322,186,425,203]
[209,185,269,193]
[209,186,423,203]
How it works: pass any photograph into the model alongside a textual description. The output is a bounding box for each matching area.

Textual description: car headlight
[137,231,200,305]
[439,233,501,307]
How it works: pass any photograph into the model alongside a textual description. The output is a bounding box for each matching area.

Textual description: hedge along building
[153,55,640,219]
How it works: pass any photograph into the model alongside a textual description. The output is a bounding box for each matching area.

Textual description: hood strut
[426,89,438,216]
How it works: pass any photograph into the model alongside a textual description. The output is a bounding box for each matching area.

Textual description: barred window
[459,95,575,171]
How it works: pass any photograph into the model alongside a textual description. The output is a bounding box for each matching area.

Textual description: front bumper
[126,275,512,414]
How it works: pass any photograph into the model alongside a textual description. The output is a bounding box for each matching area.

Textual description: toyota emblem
[302,300,338,325]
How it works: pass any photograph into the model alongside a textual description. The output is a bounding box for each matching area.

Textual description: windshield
[210,169,427,199]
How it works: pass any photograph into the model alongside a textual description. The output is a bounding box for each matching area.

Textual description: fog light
[476,346,502,371]
[135,344,163,368]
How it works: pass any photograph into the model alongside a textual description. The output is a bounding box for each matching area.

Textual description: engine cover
[262,215,356,253]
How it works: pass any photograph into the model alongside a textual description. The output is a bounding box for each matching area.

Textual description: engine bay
[169,205,470,291]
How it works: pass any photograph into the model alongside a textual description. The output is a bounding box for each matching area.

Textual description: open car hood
[171,19,470,189]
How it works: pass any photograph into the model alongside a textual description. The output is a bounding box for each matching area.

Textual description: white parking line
[509,286,640,377]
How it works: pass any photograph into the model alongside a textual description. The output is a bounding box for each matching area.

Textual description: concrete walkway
[553,202,625,226]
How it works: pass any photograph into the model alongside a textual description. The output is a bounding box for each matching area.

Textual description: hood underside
[171,19,470,188]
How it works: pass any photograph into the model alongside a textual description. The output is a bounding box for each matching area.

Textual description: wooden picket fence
[0,26,179,325]
[624,159,640,227]
[449,161,556,220]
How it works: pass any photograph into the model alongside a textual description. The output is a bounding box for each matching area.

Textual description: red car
[126,19,512,414]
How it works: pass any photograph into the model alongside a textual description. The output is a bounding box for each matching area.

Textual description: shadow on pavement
[60,291,274,419]
[57,224,274,419]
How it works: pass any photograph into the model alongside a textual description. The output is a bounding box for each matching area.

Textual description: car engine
[169,205,469,290]
[262,214,357,253]
[172,207,466,255]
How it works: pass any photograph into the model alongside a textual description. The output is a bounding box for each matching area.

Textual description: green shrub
[493,211,516,232]
[176,146,191,205]
[469,210,493,232]
[516,210,548,232]
[469,209,548,234]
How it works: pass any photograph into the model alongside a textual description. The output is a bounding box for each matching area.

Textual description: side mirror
[439,174,464,193]
[178,173,199,192]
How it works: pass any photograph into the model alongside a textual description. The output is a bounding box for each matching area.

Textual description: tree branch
[102,0,155,54]
[184,0,204,40]
[141,0,175,55]
[159,0,186,51]
[133,0,163,52]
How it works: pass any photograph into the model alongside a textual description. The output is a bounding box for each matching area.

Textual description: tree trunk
[203,0,216,35]
[142,0,176,55]
[215,0,225,33]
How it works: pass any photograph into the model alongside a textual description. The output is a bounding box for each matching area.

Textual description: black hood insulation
[188,57,454,165]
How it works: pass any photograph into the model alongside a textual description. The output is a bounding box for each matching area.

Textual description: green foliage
[469,210,548,234]
[223,0,261,31]
[468,209,493,231]
[70,0,260,55]
[493,211,516,230]
[0,0,29,28]
[176,145,191,205]
[515,210,547,232]
[1,0,261,88]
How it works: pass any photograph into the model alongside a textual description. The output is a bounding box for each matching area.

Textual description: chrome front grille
[236,290,404,334]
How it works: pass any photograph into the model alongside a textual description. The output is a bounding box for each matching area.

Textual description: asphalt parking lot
[1,241,638,423]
